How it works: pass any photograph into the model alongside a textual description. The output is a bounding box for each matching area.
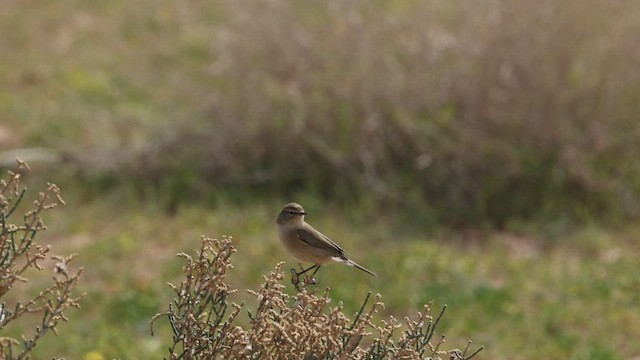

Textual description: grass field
[1,186,636,359]
[2,0,640,359]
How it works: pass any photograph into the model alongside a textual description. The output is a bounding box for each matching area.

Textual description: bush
[151,235,483,359]
[0,160,83,358]
[185,0,640,226]
[8,0,640,226]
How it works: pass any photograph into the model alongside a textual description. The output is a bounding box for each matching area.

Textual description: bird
[276,202,376,279]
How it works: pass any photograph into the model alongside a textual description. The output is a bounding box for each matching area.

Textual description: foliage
[4,0,640,226]
[151,235,482,359]
[2,1,640,358]
[0,160,83,359]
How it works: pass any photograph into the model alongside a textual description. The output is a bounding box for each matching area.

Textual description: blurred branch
[0,149,61,168]
[0,159,84,359]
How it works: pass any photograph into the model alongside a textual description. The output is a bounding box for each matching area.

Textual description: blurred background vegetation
[1,0,639,358]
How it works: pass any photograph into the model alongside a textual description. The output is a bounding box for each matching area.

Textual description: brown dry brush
[0,160,83,359]
[151,236,483,359]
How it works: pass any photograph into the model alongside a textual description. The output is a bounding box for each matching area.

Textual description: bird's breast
[277,224,330,264]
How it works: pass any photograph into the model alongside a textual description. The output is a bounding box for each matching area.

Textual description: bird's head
[276,202,307,225]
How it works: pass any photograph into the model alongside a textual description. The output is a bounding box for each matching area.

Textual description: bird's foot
[302,275,318,287]
[291,267,319,292]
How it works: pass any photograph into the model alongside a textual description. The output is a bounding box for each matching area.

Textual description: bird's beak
[299,211,308,215]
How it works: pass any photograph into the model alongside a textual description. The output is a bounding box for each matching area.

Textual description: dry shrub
[38,0,640,225]
[202,0,640,225]
[119,0,640,225]
[151,236,482,359]
[0,160,83,359]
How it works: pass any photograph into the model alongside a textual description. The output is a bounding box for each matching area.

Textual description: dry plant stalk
[0,159,83,359]
[152,235,483,359]
[150,235,241,359]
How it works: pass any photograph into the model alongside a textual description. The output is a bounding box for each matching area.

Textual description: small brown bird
[276,202,376,278]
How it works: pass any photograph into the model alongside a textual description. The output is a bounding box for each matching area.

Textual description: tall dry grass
[6,0,640,226]
[135,0,640,225]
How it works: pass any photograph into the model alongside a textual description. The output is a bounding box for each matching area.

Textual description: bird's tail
[346,259,377,276]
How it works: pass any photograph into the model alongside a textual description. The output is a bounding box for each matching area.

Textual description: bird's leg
[291,263,314,292]
[297,264,319,277]
[299,265,321,286]
[307,265,321,284]
[300,265,321,287]
[291,264,321,291]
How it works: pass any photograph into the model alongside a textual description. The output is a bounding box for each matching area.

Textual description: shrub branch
[152,235,483,359]
[0,159,83,359]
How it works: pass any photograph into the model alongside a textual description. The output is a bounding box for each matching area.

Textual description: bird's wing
[296,226,346,257]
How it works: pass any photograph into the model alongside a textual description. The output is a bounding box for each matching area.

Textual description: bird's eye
[288,210,295,214]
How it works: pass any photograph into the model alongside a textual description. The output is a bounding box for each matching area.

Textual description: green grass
[3,0,640,227]
[4,190,632,359]
[2,0,640,358]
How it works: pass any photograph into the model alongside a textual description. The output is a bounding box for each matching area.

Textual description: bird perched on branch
[276,202,376,281]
